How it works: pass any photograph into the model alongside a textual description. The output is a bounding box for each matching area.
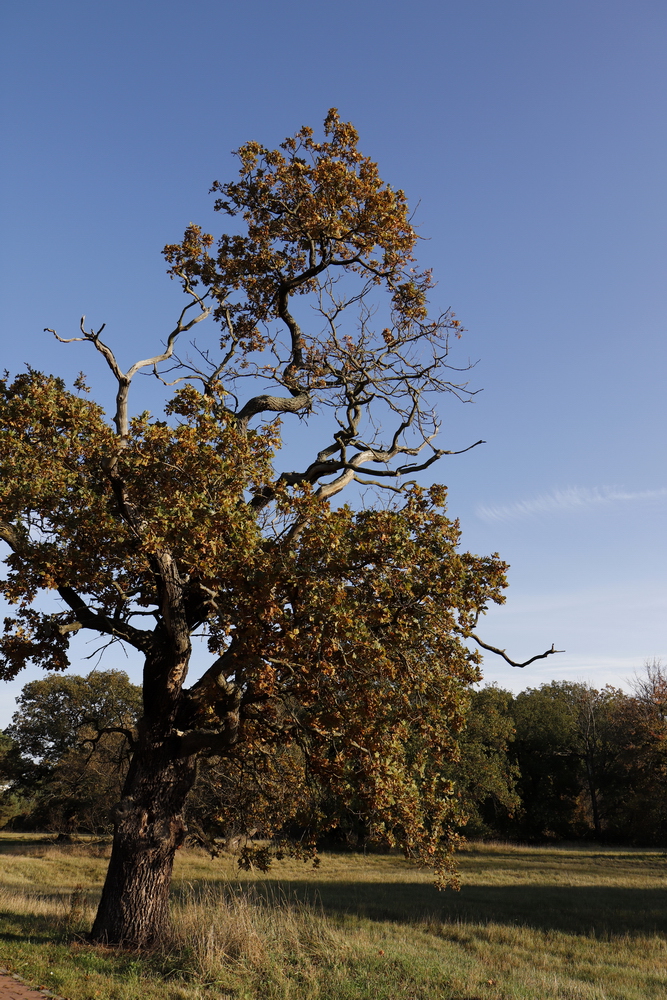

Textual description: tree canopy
[0,111,551,947]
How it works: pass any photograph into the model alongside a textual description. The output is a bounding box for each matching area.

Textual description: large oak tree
[0,111,556,947]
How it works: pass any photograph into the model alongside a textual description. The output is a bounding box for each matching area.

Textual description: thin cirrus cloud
[476,486,667,523]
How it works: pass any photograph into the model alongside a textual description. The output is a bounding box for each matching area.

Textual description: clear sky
[1,0,665,723]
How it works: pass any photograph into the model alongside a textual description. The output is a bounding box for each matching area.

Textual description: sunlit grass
[0,836,665,999]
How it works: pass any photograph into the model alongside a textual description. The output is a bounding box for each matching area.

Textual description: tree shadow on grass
[0,840,48,855]
[0,915,62,945]
[230,879,667,937]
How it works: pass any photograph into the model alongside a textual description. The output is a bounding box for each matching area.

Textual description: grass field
[0,834,665,999]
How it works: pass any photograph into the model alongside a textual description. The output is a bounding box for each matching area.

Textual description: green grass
[0,834,665,999]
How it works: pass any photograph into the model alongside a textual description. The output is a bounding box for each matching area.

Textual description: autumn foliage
[0,111,509,946]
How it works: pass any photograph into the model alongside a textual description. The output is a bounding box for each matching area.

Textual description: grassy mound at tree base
[0,836,665,1000]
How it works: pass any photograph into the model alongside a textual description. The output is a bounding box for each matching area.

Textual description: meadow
[0,834,664,1000]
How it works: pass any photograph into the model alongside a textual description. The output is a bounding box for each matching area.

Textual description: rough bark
[90,720,197,947]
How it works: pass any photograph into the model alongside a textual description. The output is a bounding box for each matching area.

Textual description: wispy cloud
[476,486,667,523]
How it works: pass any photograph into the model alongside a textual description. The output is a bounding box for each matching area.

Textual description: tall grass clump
[168,882,350,994]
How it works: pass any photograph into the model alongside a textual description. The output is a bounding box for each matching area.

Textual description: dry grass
[0,836,665,999]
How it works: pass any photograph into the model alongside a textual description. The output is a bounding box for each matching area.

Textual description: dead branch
[469,634,565,668]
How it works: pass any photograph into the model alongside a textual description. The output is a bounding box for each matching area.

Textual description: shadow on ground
[0,920,61,945]
[213,879,667,937]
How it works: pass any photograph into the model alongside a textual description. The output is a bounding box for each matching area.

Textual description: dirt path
[0,969,67,1000]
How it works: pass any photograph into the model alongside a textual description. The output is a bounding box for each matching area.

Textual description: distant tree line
[1,664,666,847]
[458,663,667,845]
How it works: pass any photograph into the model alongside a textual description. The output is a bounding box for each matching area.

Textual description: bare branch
[469,634,565,668]
[251,438,485,509]
[47,288,211,439]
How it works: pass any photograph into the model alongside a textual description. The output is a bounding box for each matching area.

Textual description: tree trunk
[90,727,197,947]
[584,755,602,840]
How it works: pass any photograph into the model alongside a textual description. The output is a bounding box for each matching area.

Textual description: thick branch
[0,527,151,650]
[185,652,234,698]
[151,549,191,664]
[80,725,137,751]
[173,666,242,756]
[57,586,152,652]
[236,391,311,431]
[470,634,564,668]
[0,521,22,553]
[172,726,239,757]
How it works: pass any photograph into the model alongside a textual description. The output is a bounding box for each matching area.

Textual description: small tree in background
[446,685,520,838]
[0,111,558,947]
[1,670,141,833]
[602,661,667,844]
[510,681,627,841]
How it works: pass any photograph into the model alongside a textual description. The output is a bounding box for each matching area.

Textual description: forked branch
[46,285,210,438]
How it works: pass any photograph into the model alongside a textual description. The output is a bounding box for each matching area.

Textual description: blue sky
[1,0,666,722]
